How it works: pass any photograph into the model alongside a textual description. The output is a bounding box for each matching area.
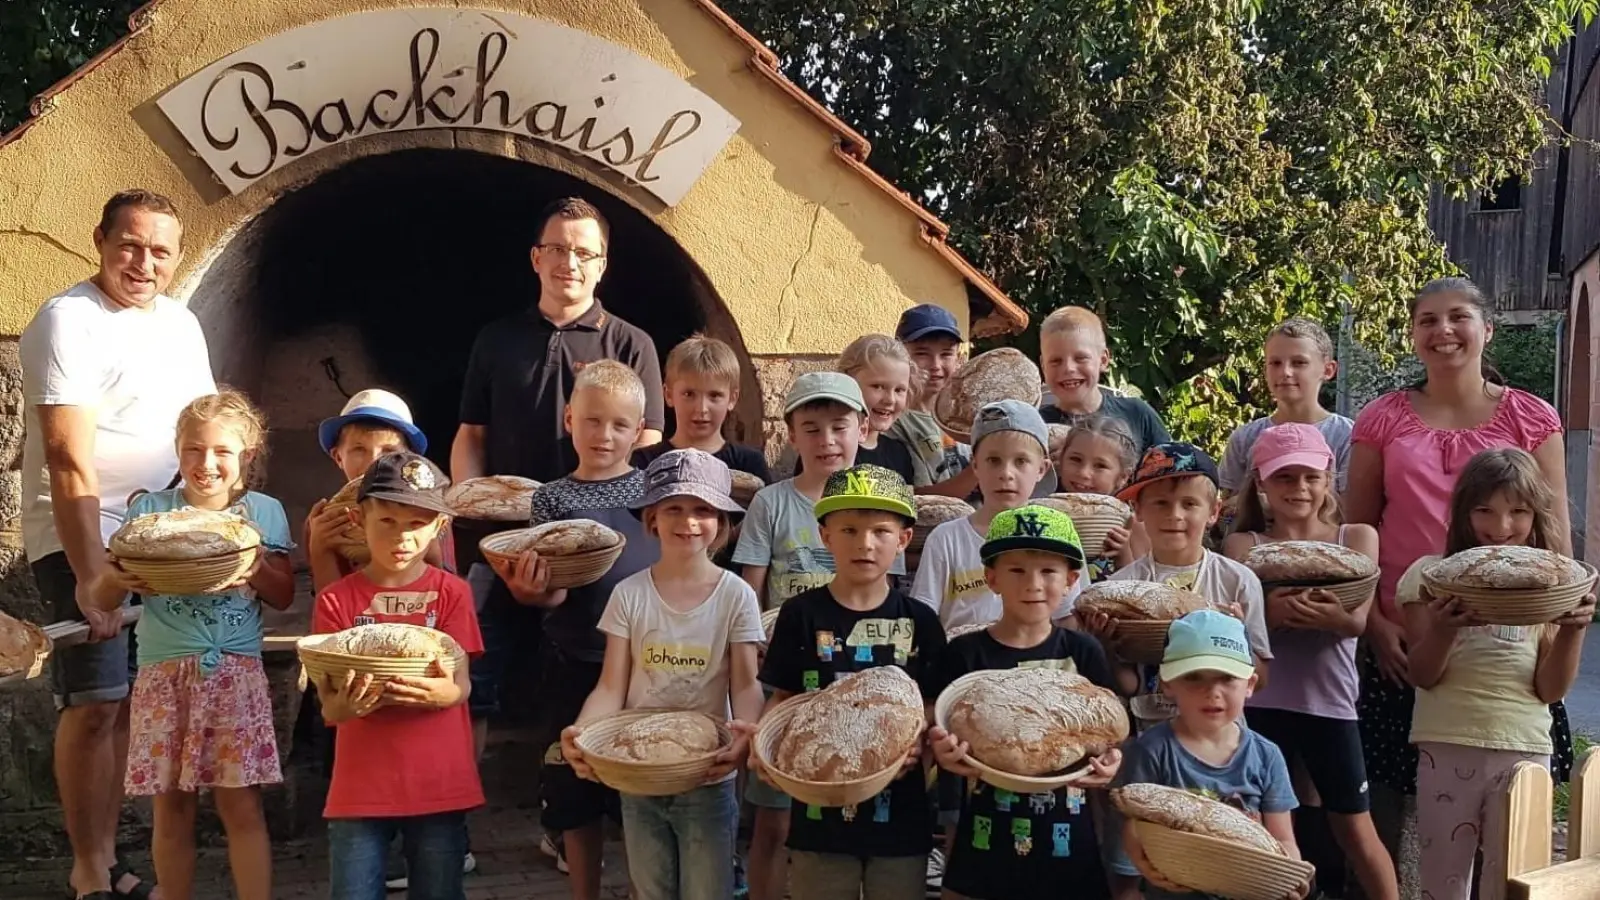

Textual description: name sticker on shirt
[845,618,915,664]
[364,590,438,618]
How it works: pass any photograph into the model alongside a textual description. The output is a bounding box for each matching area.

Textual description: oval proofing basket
[1132,820,1313,900]
[296,635,465,684]
[754,692,916,809]
[1071,512,1132,560]
[933,672,1091,794]
[1260,572,1380,612]
[1423,563,1598,626]
[1111,619,1172,665]
[479,530,628,590]
[117,548,259,596]
[574,710,732,797]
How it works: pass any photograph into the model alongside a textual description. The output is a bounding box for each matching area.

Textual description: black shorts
[536,645,618,831]
[34,552,137,709]
[1246,707,1371,814]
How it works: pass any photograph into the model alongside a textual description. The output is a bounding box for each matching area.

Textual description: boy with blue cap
[887,303,978,497]
[1109,610,1306,900]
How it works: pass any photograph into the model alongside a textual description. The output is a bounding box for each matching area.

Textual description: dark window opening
[1480,176,1523,211]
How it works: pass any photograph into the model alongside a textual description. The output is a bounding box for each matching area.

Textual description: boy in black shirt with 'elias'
[756,464,945,900]
[928,505,1125,900]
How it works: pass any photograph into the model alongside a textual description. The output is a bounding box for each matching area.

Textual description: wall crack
[777,201,825,348]
[0,229,94,266]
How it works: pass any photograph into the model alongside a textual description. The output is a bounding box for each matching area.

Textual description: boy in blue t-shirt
[1110,611,1306,900]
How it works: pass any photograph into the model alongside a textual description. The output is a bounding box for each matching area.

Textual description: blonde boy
[1219,317,1353,495]
[632,333,771,482]
[500,360,661,900]
[1038,307,1170,455]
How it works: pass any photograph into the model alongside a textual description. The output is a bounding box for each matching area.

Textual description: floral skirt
[126,654,282,795]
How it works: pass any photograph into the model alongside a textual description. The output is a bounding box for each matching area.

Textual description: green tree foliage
[0,2,145,134]
[721,0,1592,450]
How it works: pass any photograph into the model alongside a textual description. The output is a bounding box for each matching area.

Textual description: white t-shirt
[597,568,764,718]
[910,515,1084,629]
[19,282,216,562]
[1110,550,1273,660]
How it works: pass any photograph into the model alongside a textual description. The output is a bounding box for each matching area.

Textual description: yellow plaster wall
[0,0,972,350]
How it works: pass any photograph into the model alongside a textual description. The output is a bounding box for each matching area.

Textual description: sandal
[108,862,154,900]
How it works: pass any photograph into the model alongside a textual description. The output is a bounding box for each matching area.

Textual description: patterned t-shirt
[732,479,906,609]
[530,470,659,662]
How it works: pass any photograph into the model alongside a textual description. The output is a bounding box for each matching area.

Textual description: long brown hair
[1443,448,1560,555]
[1229,469,1342,536]
[1408,277,1505,392]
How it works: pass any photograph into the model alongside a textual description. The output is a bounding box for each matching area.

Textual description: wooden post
[1489,762,1553,900]
[1571,747,1600,860]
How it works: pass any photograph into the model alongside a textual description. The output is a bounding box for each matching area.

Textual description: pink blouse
[1353,388,1561,621]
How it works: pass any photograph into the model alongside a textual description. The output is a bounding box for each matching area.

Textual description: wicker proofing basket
[760,608,780,644]
[1110,619,1174,665]
[117,548,259,596]
[1422,563,1598,626]
[1260,572,1380,613]
[933,672,1092,794]
[296,634,466,683]
[1071,511,1133,559]
[1132,819,1313,900]
[574,710,733,796]
[754,692,918,808]
[479,529,628,590]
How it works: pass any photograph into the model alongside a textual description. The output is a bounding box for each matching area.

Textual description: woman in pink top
[1345,276,1571,846]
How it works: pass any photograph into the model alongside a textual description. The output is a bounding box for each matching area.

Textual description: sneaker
[541,832,569,875]
[383,870,408,892]
[462,851,477,876]
[383,845,409,892]
[386,851,475,889]
[733,853,750,899]
[925,848,944,899]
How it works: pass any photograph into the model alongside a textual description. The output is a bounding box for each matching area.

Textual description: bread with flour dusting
[110,508,262,560]
[1076,581,1208,620]
[446,476,541,522]
[1037,493,1133,523]
[325,623,461,660]
[776,667,925,781]
[1426,546,1587,590]
[1112,783,1285,855]
[1242,540,1376,583]
[0,610,48,677]
[500,520,621,555]
[934,349,1043,437]
[916,496,975,531]
[605,711,722,762]
[947,668,1128,775]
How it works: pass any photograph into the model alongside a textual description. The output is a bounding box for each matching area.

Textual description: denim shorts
[34,552,137,709]
[328,812,467,900]
[619,780,738,900]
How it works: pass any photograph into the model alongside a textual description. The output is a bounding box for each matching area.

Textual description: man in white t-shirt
[19,189,215,899]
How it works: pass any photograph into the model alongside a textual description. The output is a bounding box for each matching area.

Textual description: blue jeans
[619,780,738,900]
[328,812,467,900]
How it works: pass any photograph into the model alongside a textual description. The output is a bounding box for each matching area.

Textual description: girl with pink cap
[1222,423,1397,900]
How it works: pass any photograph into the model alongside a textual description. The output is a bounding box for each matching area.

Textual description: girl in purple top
[1344,277,1573,867]
[1223,423,1397,900]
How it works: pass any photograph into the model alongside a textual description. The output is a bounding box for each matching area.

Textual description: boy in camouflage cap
[755,463,945,900]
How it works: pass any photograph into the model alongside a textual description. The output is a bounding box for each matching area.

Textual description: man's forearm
[450,427,488,482]
[48,467,110,585]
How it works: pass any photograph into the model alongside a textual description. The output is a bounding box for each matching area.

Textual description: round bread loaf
[109,508,262,560]
[945,621,993,641]
[730,470,766,504]
[1242,540,1377,584]
[327,622,461,660]
[776,667,924,782]
[934,348,1043,438]
[1046,424,1073,460]
[323,478,370,556]
[0,610,48,677]
[1112,783,1285,855]
[947,668,1128,775]
[604,711,723,762]
[518,520,621,555]
[1037,493,1133,523]
[446,476,541,522]
[1076,581,1208,620]
[915,496,975,531]
[1426,545,1587,590]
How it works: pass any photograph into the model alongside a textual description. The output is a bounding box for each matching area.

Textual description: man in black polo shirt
[450,196,664,872]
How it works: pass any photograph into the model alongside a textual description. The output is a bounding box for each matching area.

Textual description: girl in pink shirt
[1344,277,1571,857]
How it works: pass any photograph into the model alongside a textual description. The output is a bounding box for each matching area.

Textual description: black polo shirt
[459,301,664,483]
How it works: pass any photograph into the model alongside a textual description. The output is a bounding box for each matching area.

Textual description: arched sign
[154,9,742,204]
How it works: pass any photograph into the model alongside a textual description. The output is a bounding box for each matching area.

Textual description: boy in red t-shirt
[312,451,485,900]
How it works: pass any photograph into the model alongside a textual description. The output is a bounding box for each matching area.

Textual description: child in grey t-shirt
[1108,611,1303,900]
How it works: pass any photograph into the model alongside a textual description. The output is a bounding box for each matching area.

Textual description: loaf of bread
[934,349,1043,437]
[0,610,48,677]
[730,471,766,506]
[1426,546,1588,590]
[1046,424,1073,460]
[446,476,541,522]
[109,508,262,560]
[1037,493,1133,524]
[324,623,461,660]
[776,667,924,782]
[604,711,723,762]
[1242,540,1376,584]
[322,478,369,556]
[916,496,975,531]
[1112,783,1285,855]
[947,668,1128,775]
[945,621,993,641]
[1076,581,1208,620]
[498,520,621,556]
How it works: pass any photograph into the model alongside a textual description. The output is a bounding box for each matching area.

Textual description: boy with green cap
[927,504,1124,900]
[756,464,946,900]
